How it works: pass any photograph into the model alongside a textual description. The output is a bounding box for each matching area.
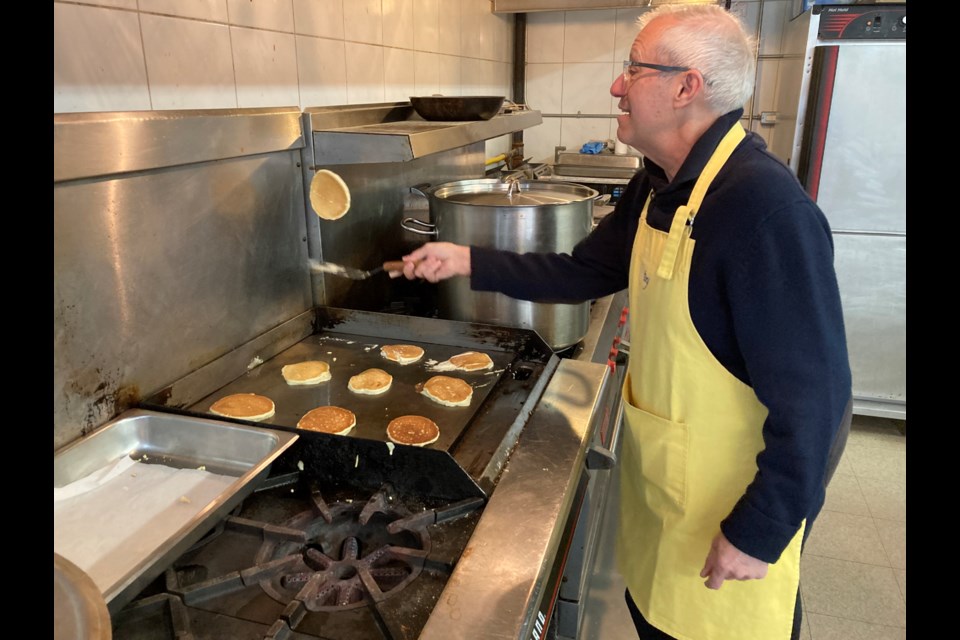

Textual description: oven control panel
[815,4,906,40]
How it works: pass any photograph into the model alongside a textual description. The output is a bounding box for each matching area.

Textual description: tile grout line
[805,610,907,631]
[801,550,896,571]
[873,516,906,573]
[815,457,904,572]
[809,421,906,635]
[893,571,906,604]
[863,432,907,603]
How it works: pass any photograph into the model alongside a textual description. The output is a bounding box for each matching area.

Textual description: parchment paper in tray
[54,457,235,595]
[52,409,298,612]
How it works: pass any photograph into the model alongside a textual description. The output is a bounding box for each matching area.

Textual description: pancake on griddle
[297,406,356,435]
[281,360,331,385]
[209,393,275,422]
[421,375,473,407]
[348,368,393,395]
[380,344,425,365]
[446,351,494,371]
[386,415,440,447]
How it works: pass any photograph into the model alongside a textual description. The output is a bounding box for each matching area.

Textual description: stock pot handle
[401,218,438,236]
[409,183,432,199]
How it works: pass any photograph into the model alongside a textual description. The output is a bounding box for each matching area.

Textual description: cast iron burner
[257,484,430,611]
[112,479,485,640]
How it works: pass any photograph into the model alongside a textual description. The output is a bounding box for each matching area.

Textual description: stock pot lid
[432,179,598,207]
[55,553,112,640]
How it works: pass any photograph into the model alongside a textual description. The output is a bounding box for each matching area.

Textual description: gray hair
[637,4,756,114]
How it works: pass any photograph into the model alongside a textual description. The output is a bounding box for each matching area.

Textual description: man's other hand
[699,531,769,590]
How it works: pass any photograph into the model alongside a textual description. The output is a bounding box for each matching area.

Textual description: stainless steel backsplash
[53,108,311,449]
[53,107,490,450]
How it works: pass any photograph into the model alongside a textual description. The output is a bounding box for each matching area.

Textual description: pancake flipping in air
[310,170,351,220]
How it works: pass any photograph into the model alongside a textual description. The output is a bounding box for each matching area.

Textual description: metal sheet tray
[187,332,513,452]
[141,307,558,491]
[53,409,298,614]
[555,151,641,169]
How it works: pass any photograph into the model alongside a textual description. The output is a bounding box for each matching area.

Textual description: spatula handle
[382,260,406,273]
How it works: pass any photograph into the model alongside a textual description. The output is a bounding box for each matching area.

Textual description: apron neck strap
[656,122,746,280]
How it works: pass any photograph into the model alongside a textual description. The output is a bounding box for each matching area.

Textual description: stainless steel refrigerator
[770,3,906,420]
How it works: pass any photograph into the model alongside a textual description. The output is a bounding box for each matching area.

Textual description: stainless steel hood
[492,0,722,13]
[304,102,542,165]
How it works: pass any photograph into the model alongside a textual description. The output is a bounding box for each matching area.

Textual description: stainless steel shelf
[539,173,634,186]
[305,102,543,165]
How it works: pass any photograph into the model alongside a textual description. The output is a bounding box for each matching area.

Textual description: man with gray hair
[399,5,851,639]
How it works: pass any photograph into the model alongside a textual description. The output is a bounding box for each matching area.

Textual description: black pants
[624,587,804,640]
[623,396,852,639]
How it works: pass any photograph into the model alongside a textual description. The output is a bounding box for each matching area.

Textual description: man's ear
[674,71,705,107]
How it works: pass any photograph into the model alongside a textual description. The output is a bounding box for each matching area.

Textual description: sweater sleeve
[469,188,638,302]
[719,200,852,563]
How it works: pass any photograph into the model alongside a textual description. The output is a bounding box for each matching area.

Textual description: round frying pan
[410,96,505,121]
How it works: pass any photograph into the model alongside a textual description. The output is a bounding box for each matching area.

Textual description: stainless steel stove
[55,106,627,640]
[99,301,623,640]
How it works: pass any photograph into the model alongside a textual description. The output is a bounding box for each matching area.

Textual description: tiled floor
[579,414,906,639]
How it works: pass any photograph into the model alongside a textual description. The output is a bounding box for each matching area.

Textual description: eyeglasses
[622,59,690,84]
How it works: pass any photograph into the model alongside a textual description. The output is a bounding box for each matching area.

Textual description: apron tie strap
[656,123,747,280]
[656,204,694,279]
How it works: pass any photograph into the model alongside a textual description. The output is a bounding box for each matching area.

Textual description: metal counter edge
[419,357,610,639]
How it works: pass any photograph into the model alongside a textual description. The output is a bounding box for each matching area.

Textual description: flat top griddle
[189,332,513,453]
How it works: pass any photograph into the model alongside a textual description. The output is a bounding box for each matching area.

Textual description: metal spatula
[309,259,406,280]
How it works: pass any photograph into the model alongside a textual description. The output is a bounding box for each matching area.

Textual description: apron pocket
[621,395,689,512]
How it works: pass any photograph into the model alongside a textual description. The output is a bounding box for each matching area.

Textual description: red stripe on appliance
[807,46,838,202]
[537,483,588,639]
[820,14,859,38]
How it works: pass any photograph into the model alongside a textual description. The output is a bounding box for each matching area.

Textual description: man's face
[610,17,676,157]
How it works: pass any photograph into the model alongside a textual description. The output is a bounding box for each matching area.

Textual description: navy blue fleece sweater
[470,109,852,563]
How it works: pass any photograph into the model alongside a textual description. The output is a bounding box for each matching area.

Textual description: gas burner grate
[256,483,431,612]
[114,479,485,640]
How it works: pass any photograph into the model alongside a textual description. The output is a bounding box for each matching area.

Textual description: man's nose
[611,73,626,98]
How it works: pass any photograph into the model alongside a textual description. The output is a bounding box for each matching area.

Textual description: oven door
[553,399,625,638]
[552,310,629,640]
[519,353,627,640]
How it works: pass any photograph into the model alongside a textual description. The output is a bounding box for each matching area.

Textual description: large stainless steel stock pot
[403,179,598,350]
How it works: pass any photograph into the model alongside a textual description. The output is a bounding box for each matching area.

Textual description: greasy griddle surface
[189,333,512,451]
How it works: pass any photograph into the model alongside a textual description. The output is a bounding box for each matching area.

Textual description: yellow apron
[616,123,804,640]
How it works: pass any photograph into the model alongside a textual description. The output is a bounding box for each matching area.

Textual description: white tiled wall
[53,0,516,155]
[522,0,793,164]
[53,1,795,165]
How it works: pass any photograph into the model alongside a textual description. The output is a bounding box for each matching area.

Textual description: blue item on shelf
[580,141,606,155]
